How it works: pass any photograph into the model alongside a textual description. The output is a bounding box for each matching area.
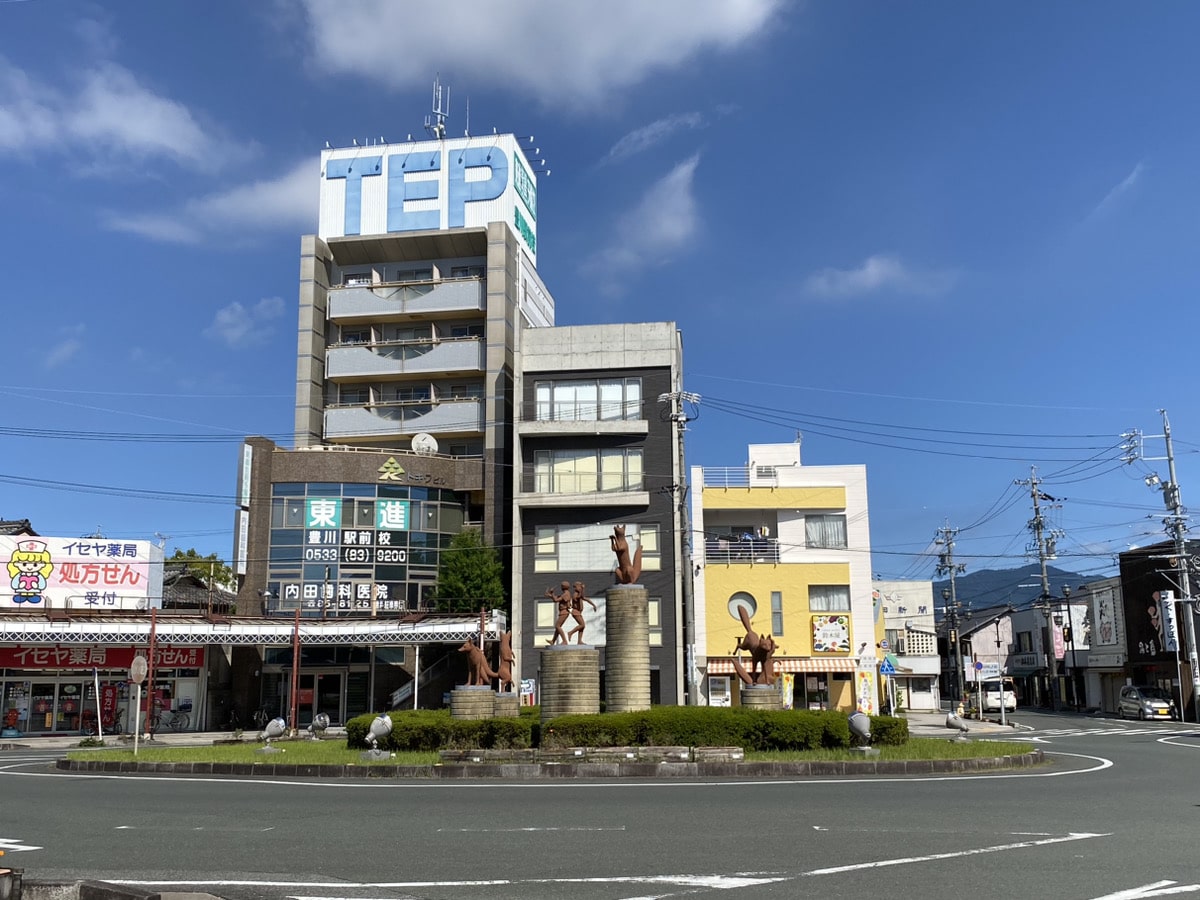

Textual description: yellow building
[690,441,881,712]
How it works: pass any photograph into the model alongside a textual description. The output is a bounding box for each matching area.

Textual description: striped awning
[706,657,859,675]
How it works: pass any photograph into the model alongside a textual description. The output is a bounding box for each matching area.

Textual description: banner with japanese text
[2,536,164,611]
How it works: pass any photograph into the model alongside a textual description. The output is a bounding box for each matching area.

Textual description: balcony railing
[327,278,484,319]
[703,537,781,564]
[325,398,485,439]
[326,337,484,380]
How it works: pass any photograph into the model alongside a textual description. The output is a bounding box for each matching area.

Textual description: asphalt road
[4,710,1200,900]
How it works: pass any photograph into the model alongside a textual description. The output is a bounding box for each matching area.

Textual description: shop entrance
[27,680,86,733]
[286,669,344,727]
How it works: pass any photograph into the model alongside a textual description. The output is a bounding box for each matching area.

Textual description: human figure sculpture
[545,581,572,645]
[497,630,515,692]
[458,640,499,686]
[730,604,777,686]
[610,525,643,584]
[566,582,597,644]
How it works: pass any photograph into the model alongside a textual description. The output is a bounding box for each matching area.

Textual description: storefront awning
[0,611,507,646]
[706,657,858,675]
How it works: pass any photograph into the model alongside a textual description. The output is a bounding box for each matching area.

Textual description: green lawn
[67,735,1034,766]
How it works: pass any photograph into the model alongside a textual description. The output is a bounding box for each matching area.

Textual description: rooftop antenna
[425,74,450,140]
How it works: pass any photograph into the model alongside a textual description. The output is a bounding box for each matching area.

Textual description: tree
[431,529,506,614]
[169,549,235,591]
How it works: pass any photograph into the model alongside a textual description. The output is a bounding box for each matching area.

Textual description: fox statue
[610,524,643,584]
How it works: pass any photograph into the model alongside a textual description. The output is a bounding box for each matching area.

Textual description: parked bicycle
[147,700,190,733]
[80,707,126,736]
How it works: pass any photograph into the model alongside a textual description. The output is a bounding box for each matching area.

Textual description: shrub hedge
[346,707,909,751]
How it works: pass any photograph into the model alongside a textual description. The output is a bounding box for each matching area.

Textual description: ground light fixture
[257,716,287,754]
[361,713,393,761]
[848,711,878,756]
[307,712,330,740]
[945,712,970,742]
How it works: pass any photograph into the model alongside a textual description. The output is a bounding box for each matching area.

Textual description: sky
[3,0,1200,595]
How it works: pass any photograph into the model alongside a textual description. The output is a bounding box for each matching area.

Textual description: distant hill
[932,564,1085,616]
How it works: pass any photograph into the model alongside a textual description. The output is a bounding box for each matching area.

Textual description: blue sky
[3,1,1199,589]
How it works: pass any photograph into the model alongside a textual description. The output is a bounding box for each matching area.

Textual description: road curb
[54,750,1045,779]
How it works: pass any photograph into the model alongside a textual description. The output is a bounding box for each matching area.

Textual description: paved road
[4,710,1200,900]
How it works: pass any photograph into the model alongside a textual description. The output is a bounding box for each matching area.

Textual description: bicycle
[81,708,126,736]
[147,702,191,733]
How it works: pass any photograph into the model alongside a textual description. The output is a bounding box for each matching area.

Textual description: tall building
[691,441,879,712]
[236,130,552,617]
[513,323,686,704]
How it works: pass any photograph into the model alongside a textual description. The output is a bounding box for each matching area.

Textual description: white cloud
[803,254,957,299]
[45,324,85,370]
[602,113,706,165]
[584,154,701,288]
[205,297,288,348]
[0,53,243,172]
[104,159,319,244]
[1086,162,1145,222]
[297,0,786,108]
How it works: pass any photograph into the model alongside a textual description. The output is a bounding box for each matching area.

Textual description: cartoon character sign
[8,539,52,604]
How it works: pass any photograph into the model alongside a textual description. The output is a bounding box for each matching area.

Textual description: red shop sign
[0,646,204,669]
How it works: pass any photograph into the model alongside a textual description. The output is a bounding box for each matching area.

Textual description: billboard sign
[1,536,163,611]
[319,134,538,261]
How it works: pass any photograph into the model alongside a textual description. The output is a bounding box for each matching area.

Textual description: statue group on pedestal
[458,630,515,692]
[545,580,596,645]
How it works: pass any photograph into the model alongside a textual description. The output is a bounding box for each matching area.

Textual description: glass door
[29,683,56,732]
[315,671,343,725]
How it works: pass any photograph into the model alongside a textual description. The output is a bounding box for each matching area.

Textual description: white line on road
[438,825,626,833]
[801,832,1109,876]
[0,838,42,852]
[1087,880,1200,899]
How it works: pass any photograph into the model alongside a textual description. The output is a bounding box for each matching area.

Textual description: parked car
[964,677,1016,712]
[1117,685,1177,720]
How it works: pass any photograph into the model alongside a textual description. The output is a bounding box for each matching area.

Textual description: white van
[978,678,1017,713]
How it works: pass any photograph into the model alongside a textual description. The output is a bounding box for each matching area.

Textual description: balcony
[325,398,484,439]
[326,338,484,380]
[703,537,781,565]
[517,400,648,437]
[327,278,484,321]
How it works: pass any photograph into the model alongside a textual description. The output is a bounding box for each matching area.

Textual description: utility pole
[935,524,967,704]
[1019,466,1062,710]
[1158,410,1200,722]
[658,390,701,705]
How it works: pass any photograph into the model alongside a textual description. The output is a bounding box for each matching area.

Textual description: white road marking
[1087,881,1200,899]
[115,832,1108,894]
[801,831,1108,875]
[0,838,42,852]
[439,825,625,833]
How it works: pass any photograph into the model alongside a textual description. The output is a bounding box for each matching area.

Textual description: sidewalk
[902,709,1024,737]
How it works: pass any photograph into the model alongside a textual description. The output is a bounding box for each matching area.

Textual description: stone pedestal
[450,685,495,720]
[493,692,520,718]
[540,645,600,722]
[739,683,783,710]
[605,584,651,713]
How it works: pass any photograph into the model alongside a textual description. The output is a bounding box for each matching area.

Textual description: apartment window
[450,265,484,278]
[534,448,643,493]
[809,584,850,612]
[395,267,433,282]
[449,324,484,338]
[384,324,433,343]
[343,272,372,286]
[341,327,370,345]
[771,591,783,636]
[1017,631,1033,653]
[534,378,642,422]
[805,514,848,549]
[533,523,660,573]
[388,385,432,403]
[445,383,484,400]
[338,386,370,405]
